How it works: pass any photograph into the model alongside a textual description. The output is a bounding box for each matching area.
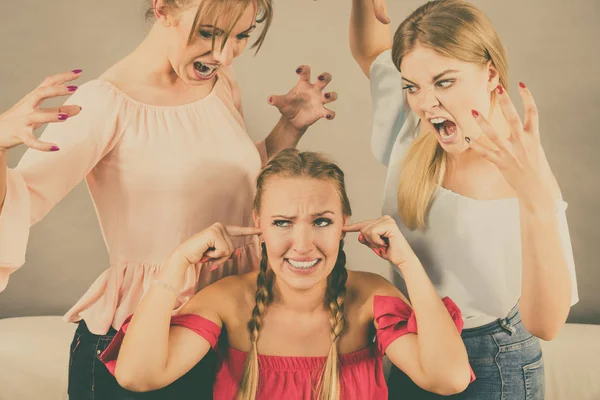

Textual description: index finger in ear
[518,82,539,137]
[225,226,262,237]
[342,220,374,233]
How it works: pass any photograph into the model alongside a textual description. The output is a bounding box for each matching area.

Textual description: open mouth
[285,258,321,274]
[193,61,219,79]
[430,117,458,144]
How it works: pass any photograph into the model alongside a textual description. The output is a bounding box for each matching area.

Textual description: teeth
[430,117,447,124]
[194,61,219,77]
[287,259,319,269]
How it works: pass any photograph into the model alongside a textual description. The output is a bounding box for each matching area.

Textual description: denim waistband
[461,303,522,338]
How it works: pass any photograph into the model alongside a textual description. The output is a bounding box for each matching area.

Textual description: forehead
[192,1,257,29]
[260,177,341,214]
[400,44,476,80]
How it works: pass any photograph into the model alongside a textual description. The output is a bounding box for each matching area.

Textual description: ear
[341,216,349,240]
[252,210,261,230]
[486,60,500,92]
[153,0,178,27]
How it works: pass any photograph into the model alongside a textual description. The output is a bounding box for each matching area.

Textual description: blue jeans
[68,320,216,400]
[388,306,545,399]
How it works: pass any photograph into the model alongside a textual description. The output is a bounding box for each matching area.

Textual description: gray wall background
[0,0,598,324]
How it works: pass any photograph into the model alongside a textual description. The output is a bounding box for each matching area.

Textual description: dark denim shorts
[68,320,217,400]
[388,306,545,399]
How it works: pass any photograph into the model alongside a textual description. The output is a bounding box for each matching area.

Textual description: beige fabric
[0,316,76,400]
[0,317,598,400]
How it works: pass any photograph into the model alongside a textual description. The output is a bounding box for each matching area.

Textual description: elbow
[522,316,566,342]
[429,370,470,396]
[114,364,157,392]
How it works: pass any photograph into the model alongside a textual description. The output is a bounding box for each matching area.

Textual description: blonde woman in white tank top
[348,0,578,398]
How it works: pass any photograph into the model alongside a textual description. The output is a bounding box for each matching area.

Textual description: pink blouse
[0,71,267,334]
[100,296,475,399]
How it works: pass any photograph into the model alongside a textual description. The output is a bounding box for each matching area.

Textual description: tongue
[440,120,457,137]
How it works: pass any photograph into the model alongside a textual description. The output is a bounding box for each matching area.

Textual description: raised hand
[267,65,338,133]
[468,83,556,209]
[372,0,391,24]
[343,215,416,267]
[0,70,83,152]
[172,223,261,271]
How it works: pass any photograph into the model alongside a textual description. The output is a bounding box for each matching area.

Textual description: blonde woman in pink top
[0,0,337,398]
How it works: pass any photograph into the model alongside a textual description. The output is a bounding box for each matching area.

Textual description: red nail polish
[496,85,504,94]
[268,96,273,104]
[318,75,325,81]
[519,82,526,89]
[471,110,479,118]
[72,69,83,74]
[50,146,60,151]
[296,68,303,74]
[58,113,68,120]
[67,86,78,92]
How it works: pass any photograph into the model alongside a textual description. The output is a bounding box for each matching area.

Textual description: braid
[317,240,348,400]
[237,242,272,400]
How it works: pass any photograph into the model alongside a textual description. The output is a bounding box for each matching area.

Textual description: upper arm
[147,280,230,389]
[15,81,121,224]
[369,50,416,167]
[362,273,431,388]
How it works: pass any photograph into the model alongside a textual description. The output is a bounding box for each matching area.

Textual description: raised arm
[112,223,260,392]
[350,0,393,77]
[0,74,121,291]
[345,217,471,395]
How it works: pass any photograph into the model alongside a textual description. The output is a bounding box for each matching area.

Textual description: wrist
[395,255,422,274]
[279,116,306,137]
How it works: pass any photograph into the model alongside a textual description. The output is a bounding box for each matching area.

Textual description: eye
[314,218,333,227]
[402,85,418,94]
[273,220,291,227]
[436,79,455,89]
[199,30,214,39]
[236,33,250,40]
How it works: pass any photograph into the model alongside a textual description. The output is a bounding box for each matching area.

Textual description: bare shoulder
[181,271,258,319]
[346,270,409,317]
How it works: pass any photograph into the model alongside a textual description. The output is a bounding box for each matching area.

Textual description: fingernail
[268,96,273,104]
[465,137,471,143]
[519,82,526,89]
[471,110,479,118]
[296,68,303,74]
[78,106,83,111]
[50,146,60,151]
[67,86,78,92]
[496,85,504,94]
[326,114,332,119]
[72,69,83,74]
[58,113,68,120]
[318,75,325,81]
[324,93,331,99]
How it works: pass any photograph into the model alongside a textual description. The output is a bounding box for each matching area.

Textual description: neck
[272,276,328,314]
[119,23,186,88]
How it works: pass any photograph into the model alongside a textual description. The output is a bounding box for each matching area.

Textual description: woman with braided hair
[100,149,473,399]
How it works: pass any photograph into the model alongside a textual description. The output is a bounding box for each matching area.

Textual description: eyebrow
[402,69,460,85]
[198,24,256,35]
[271,211,335,219]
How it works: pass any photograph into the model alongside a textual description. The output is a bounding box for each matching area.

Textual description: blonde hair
[238,149,352,400]
[392,0,508,230]
[146,0,273,52]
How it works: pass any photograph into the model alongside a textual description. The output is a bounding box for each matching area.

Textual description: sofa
[0,316,599,399]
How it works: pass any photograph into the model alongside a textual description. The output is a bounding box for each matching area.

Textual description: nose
[292,225,314,255]
[417,86,441,113]
[213,39,235,67]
